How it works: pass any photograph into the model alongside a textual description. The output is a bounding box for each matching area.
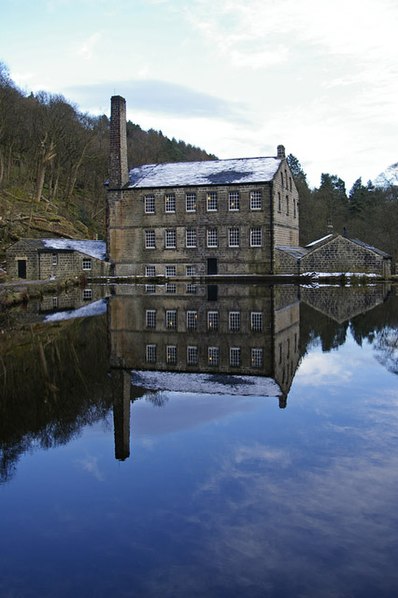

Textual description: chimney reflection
[109,283,302,460]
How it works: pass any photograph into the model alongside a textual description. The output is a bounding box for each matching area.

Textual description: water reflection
[0,283,396,478]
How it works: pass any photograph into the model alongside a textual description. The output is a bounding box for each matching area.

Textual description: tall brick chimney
[109,95,128,188]
[277,144,285,159]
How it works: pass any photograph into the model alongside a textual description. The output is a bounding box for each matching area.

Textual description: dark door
[207,258,218,275]
[17,259,27,279]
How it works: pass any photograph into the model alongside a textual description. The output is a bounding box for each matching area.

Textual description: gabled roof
[350,238,391,258]
[305,233,391,259]
[8,238,106,260]
[127,156,282,189]
[276,246,308,259]
[305,234,334,249]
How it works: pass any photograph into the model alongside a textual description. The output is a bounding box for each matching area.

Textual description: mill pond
[1,282,398,597]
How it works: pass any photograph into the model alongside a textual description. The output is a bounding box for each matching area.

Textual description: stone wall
[272,161,300,249]
[109,183,274,277]
[274,248,300,275]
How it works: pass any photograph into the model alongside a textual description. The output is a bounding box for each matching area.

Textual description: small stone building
[6,238,109,280]
[275,233,391,278]
[107,95,299,277]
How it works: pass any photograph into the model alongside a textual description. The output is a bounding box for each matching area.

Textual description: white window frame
[229,347,241,367]
[186,283,197,294]
[165,309,177,330]
[186,193,197,213]
[145,230,156,249]
[144,194,155,214]
[186,310,198,330]
[250,190,262,210]
[145,309,156,329]
[187,346,198,365]
[82,258,92,271]
[208,346,220,366]
[228,191,240,211]
[250,227,262,247]
[145,284,156,294]
[145,265,156,277]
[207,191,218,211]
[146,344,157,363]
[165,283,176,294]
[165,265,176,277]
[229,311,240,332]
[165,193,176,213]
[52,253,58,266]
[165,229,176,249]
[186,228,197,248]
[250,312,263,332]
[207,228,218,248]
[251,348,263,368]
[166,345,177,365]
[83,288,92,301]
[186,265,196,276]
[207,310,219,331]
[228,227,240,248]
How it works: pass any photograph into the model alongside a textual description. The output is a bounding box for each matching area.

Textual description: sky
[1,0,398,189]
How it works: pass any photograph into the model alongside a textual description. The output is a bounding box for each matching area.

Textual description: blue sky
[2,0,398,188]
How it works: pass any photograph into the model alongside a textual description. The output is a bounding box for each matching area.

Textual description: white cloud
[77,32,102,61]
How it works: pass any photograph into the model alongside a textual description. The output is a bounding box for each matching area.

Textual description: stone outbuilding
[275,233,391,278]
[6,238,109,280]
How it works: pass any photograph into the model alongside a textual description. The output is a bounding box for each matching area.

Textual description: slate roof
[350,238,391,258]
[9,238,106,260]
[276,246,308,259]
[127,156,282,189]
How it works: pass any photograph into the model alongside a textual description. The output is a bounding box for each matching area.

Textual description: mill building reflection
[109,283,301,460]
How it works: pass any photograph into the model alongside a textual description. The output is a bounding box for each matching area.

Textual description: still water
[1,283,398,597]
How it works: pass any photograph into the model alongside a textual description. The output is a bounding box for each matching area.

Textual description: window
[52,253,58,266]
[145,284,156,294]
[228,227,240,248]
[228,191,240,211]
[286,195,289,216]
[166,345,177,365]
[294,199,297,219]
[165,229,176,249]
[82,258,92,271]
[251,348,263,368]
[208,346,220,366]
[186,283,197,294]
[229,347,241,367]
[52,296,58,309]
[145,265,156,277]
[146,309,156,329]
[165,283,176,294]
[289,176,292,192]
[207,311,219,331]
[145,230,156,249]
[250,227,262,247]
[186,228,197,248]
[165,265,176,277]
[144,194,155,214]
[186,193,196,212]
[165,309,177,329]
[186,265,196,276]
[229,311,240,332]
[187,346,198,365]
[278,192,281,212]
[83,288,92,301]
[207,191,218,211]
[207,228,218,248]
[146,344,157,363]
[251,312,263,332]
[186,310,198,330]
[250,190,262,210]
[165,193,176,213]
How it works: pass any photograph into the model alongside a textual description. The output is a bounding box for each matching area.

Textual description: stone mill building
[107,95,299,278]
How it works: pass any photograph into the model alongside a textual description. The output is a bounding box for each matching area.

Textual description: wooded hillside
[1,60,398,267]
[0,63,216,262]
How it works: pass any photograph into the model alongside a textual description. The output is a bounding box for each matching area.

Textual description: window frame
[228,227,240,248]
[165,229,176,249]
[165,193,176,213]
[250,227,262,247]
[145,230,156,249]
[144,194,155,214]
[186,228,197,248]
[228,191,240,211]
[186,192,197,213]
[250,190,262,211]
[207,191,218,212]
[207,227,218,248]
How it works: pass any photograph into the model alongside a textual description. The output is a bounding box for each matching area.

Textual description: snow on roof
[128,156,282,188]
[276,246,308,259]
[42,239,106,260]
[305,234,334,248]
[44,298,107,322]
[131,370,281,397]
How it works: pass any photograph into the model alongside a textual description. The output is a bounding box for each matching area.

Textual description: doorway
[207,258,218,275]
[17,259,27,279]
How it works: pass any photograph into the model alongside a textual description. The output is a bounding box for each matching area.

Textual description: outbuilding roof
[127,156,282,189]
[8,238,106,261]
